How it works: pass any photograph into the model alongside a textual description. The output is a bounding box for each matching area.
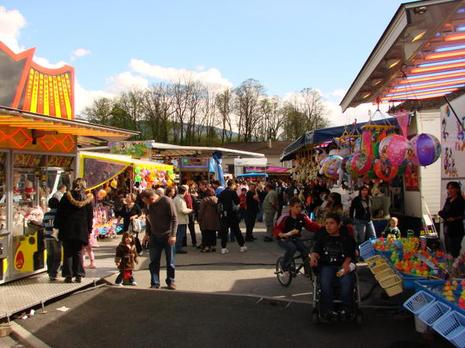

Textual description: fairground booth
[0,42,136,284]
[333,1,465,342]
[109,141,265,186]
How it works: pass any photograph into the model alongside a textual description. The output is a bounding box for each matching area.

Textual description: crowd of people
[40,173,465,319]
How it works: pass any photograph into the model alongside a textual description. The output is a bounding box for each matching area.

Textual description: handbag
[131,218,142,233]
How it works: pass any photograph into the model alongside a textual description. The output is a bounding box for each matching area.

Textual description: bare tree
[215,88,233,144]
[258,96,284,141]
[143,83,174,142]
[234,79,264,143]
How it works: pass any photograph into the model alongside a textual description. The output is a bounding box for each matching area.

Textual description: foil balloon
[97,189,107,201]
[351,152,371,176]
[361,130,373,157]
[378,134,408,166]
[319,155,342,180]
[373,159,398,182]
[410,133,441,166]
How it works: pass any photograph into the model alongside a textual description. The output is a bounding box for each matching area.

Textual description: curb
[10,322,51,348]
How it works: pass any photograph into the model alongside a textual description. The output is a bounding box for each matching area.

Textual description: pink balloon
[378,134,407,166]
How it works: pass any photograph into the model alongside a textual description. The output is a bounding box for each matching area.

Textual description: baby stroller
[311,266,363,324]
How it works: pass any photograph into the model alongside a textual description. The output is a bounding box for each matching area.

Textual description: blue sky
[0,0,408,117]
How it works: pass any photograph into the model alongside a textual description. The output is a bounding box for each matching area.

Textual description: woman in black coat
[439,181,465,258]
[54,178,94,283]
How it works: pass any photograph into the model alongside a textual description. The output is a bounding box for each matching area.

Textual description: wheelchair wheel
[276,257,294,287]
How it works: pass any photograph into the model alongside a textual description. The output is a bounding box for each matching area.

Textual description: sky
[0,0,407,125]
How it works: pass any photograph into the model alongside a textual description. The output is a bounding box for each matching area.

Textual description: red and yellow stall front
[0,41,137,283]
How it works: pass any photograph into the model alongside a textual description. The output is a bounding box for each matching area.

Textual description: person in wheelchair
[273,197,320,273]
[310,213,357,321]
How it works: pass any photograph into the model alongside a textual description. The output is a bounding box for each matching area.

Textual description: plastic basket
[418,301,451,327]
[379,274,402,289]
[371,263,391,275]
[403,290,436,315]
[433,311,465,348]
[385,283,403,297]
[359,240,375,260]
[375,268,395,282]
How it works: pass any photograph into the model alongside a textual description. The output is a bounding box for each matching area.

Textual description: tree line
[82,78,330,145]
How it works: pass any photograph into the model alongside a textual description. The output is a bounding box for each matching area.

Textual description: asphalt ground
[17,286,452,348]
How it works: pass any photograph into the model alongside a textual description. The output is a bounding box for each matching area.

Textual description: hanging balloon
[97,189,107,201]
[110,178,118,189]
[134,175,142,183]
[353,138,362,152]
[105,186,112,194]
[351,152,371,176]
[410,133,441,166]
[134,167,141,174]
[320,155,343,179]
[378,134,408,166]
[361,130,373,157]
[373,159,398,182]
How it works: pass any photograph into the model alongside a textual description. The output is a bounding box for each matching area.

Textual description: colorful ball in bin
[373,158,398,181]
[379,134,408,166]
[410,133,441,166]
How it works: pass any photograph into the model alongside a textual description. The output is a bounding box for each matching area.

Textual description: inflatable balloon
[361,130,373,157]
[134,175,142,183]
[97,189,107,201]
[379,134,408,166]
[351,152,372,176]
[404,141,419,165]
[410,133,441,166]
[134,167,141,174]
[373,159,398,182]
[105,186,112,193]
[319,155,343,180]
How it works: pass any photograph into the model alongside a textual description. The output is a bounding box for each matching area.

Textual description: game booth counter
[77,151,175,239]
[339,0,465,345]
[0,41,137,284]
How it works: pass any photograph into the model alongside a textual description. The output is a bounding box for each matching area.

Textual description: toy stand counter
[360,237,449,290]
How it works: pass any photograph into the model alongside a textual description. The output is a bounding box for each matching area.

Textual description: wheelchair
[311,266,363,325]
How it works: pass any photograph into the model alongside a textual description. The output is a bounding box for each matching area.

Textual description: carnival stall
[0,42,136,284]
[338,0,465,345]
[78,151,175,238]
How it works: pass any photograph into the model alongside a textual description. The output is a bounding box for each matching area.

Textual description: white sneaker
[240,246,248,253]
[131,281,137,286]
[221,248,229,255]
[115,283,123,287]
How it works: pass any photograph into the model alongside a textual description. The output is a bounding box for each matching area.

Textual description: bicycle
[275,237,314,287]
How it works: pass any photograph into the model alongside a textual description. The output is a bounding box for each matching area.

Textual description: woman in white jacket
[173,185,192,254]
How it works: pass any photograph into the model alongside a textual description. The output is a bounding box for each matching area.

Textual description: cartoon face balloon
[319,155,342,179]
[410,133,441,166]
[373,158,398,182]
[351,152,371,176]
[378,134,408,166]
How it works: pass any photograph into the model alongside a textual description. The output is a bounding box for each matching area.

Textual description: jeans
[62,239,85,278]
[264,211,276,238]
[245,211,257,238]
[319,265,355,315]
[278,238,309,270]
[445,232,464,258]
[220,218,244,248]
[149,236,175,287]
[354,219,376,244]
[176,224,187,252]
[45,239,62,278]
[257,203,264,222]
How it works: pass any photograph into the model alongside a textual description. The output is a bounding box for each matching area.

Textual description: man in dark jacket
[245,183,260,241]
[54,178,93,283]
[142,189,178,290]
[218,180,246,254]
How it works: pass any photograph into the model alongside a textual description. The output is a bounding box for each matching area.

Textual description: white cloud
[129,58,233,90]
[106,71,149,93]
[330,89,347,100]
[71,48,91,61]
[0,6,26,52]
[75,80,115,115]
[32,55,68,69]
